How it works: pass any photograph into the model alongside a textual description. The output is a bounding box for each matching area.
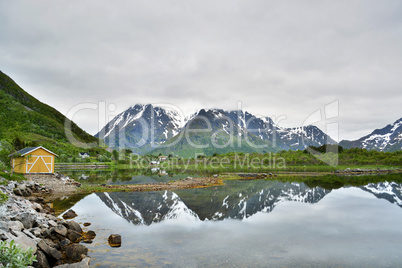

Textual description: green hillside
[0,70,104,163]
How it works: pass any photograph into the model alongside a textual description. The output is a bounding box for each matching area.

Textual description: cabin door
[26,155,53,173]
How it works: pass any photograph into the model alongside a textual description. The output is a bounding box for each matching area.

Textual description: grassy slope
[0,70,102,157]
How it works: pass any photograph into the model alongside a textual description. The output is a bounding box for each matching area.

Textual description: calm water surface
[57,178,402,267]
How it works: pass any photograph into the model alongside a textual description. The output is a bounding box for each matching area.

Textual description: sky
[0,0,401,141]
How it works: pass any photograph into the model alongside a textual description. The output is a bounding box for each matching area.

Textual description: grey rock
[67,229,82,243]
[38,239,62,261]
[13,188,23,196]
[41,228,51,238]
[34,250,50,268]
[7,181,16,189]
[65,221,82,233]
[56,257,90,268]
[54,225,68,237]
[32,203,43,212]
[48,220,57,227]
[30,227,42,237]
[8,231,37,251]
[13,212,35,229]
[8,220,24,232]
[0,221,9,231]
[0,231,13,241]
[0,230,7,240]
[46,214,58,221]
[59,238,71,249]
[65,244,88,262]
[23,229,37,239]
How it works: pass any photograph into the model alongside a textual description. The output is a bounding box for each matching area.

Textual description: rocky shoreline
[0,173,224,267]
[0,178,91,267]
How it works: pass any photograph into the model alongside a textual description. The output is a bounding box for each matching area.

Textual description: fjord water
[58,178,402,267]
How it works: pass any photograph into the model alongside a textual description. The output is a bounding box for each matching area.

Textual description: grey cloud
[0,0,401,139]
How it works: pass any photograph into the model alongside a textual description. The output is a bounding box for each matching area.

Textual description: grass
[0,171,26,184]
[0,192,8,204]
[78,185,131,194]
[220,172,402,190]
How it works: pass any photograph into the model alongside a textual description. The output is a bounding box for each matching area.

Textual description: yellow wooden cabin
[10,146,58,174]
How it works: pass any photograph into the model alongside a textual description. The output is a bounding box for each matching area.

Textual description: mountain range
[96,104,337,157]
[339,118,402,152]
[1,70,400,156]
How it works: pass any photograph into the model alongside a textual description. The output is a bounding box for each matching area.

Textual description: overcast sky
[1,0,401,141]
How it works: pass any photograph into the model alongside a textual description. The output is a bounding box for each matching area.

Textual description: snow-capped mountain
[96,104,337,155]
[96,181,330,225]
[97,191,198,225]
[340,118,402,152]
[361,182,402,207]
[227,110,336,150]
[150,108,276,157]
[96,104,184,153]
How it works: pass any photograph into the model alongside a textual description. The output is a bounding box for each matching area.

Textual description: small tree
[0,240,36,267]
[10,153,31,176]
[112,149,119,161]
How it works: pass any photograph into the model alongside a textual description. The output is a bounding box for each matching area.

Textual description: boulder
[8,231,37,251]
[64,221,82,233]
[32,203,43,213]
[59,238,71,249]
[63,210,78,220]
[0,230,9,240]
[22,229,37,239]
[83,231,96,239]
[13,188,23,196]
[41,228,51,238]
[34,250,50,268]
[30,227,42,238]
[56,257,90,268]
[48,220,57,228]
[82,231,96,243]
[0,221,10,231]
[65,244,88,262]
[14,212,35,229]
[37,239,62,261]
[83,222,91,227]
[54,225,68,237]
[67,230,82,243]
[108,234,121,247]
[8,221,24,232]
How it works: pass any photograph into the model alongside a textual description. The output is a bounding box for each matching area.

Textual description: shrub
[0,240,36,267]
[0,192,8,204]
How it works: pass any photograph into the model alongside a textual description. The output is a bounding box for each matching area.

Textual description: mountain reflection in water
[59,179,402,267]
[97,181,331,225]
